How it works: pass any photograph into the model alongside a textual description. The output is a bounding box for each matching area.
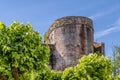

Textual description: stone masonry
[44,16,104,71]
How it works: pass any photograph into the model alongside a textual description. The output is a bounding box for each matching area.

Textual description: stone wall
[93,42,105,55]
[45,16,95,70]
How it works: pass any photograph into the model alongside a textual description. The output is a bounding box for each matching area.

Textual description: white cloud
[89,5,120,20]
[89,11,109,20]
[94,18,120,39]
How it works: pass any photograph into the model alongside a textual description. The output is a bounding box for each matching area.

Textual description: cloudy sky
[0,0,120,57]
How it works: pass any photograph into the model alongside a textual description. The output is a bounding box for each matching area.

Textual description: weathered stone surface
[45,16,95,70]
[93,42,105,55]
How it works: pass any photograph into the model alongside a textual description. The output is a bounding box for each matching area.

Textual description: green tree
[112,45,120,77]
[0,21,50,80]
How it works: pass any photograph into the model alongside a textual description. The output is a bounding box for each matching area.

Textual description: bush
[62,53,113,80]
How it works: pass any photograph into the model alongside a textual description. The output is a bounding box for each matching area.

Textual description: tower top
[47,16,93,35]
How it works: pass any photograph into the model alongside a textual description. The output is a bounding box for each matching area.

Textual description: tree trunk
[11,66,19,80]
[0,75,8,80]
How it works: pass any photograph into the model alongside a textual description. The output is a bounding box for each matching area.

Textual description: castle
[44,16,104,71]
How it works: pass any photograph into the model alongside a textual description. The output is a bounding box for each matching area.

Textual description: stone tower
[45,16,95,70]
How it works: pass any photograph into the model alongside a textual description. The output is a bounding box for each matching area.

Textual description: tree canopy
[112,45,120,77]
[0,21,50,80]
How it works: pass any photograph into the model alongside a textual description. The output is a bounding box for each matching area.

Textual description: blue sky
[0,0,120,57]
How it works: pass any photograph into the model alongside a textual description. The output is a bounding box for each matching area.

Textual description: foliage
[62,53,113,80]
[0,22,6,30]
[51,70,62,80]
[115,73,120,80]
[112,45,120,77]
[44,32,47,42]
[0,21,50,80]
[0,21,116,80]
[62,67,75,80]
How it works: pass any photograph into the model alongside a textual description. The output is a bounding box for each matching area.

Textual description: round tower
[45,16,94,70]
